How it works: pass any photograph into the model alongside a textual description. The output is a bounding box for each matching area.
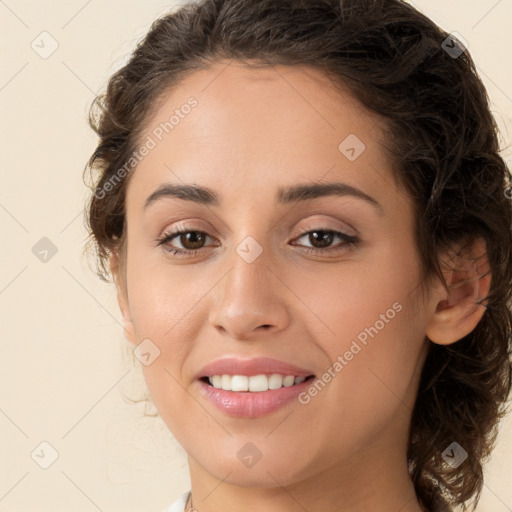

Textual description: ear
[109,251,137,345]
[425,237,491,345]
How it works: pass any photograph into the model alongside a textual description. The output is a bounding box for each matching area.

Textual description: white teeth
[283,375,295,387]
[249,374,268,392]
[268,374,283,389]
[231,375,249,392]
[221,374,231,391]
[207,374,309,392]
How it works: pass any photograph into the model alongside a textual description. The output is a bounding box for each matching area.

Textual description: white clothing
[162,490,191,512]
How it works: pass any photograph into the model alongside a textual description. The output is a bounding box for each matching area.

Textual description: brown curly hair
[82,0,512,510]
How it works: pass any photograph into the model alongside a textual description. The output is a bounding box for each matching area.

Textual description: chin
[190,447,313,488]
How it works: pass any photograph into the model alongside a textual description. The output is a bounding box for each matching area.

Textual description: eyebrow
[144,181,383,214]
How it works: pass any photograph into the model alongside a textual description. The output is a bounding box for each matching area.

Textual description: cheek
[139,362,208,460]
[124,256,230,427]
[291,244,425,411]
[291,247,419,352]
[126,254,210,339]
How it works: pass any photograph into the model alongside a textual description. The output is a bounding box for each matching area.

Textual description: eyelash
[156,225,359,259]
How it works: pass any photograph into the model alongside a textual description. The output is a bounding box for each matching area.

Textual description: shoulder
[161,490,191,512]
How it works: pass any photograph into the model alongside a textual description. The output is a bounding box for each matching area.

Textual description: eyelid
[158,219,216,238]
[289,209,359,233]
[159,219,354,242]
[159,212,358,240]
[295,219,357,239]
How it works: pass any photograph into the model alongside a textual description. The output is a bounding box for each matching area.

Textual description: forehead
[126,59,393,207]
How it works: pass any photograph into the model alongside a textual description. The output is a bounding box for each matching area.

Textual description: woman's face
[115,60,436,489]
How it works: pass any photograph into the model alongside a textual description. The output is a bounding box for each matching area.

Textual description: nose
[209,244,290,341]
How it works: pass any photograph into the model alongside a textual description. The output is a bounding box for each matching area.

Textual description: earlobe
[109,251,137,345]
[425,238,491,345]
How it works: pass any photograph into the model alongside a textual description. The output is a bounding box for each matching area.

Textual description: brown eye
[176,231,207,250]
[292,228,359,256]
[306,230,335,248]
[157,229,215,256]
[156,226,358,259]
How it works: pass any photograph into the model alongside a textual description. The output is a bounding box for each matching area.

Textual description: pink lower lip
[197,377,315,418]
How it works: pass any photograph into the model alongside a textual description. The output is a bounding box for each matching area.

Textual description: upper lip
[196,357,315,379]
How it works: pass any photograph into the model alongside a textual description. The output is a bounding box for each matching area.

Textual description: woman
[82,0,512,510]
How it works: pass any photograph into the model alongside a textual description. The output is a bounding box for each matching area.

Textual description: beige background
[1,1,511,511]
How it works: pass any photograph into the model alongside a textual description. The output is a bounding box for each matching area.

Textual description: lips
[194,357,317,418]
[198,377,315,418]
[195,356,315,380]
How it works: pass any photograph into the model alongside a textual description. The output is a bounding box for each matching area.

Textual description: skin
[109,60,490,512]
